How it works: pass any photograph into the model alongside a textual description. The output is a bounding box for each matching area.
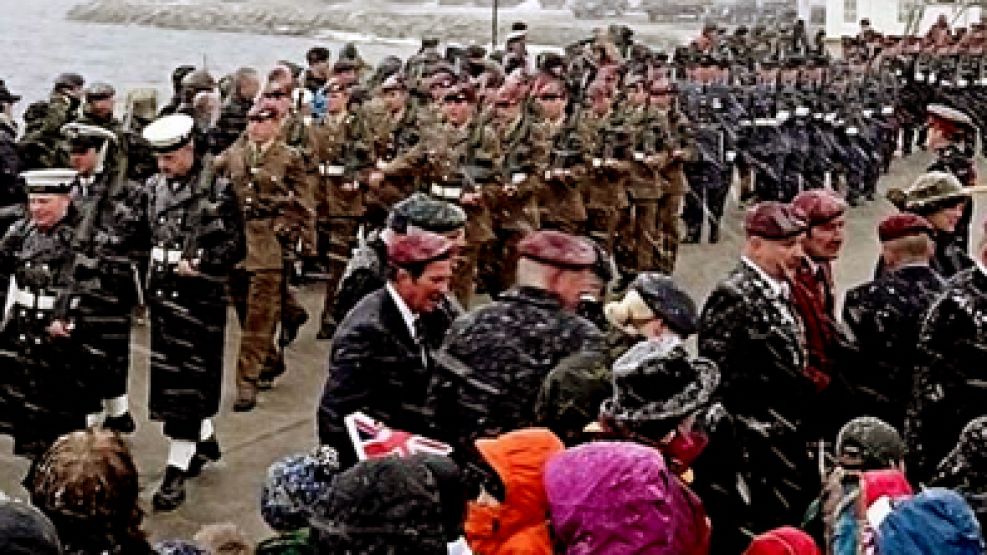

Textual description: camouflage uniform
[309,107,370,333]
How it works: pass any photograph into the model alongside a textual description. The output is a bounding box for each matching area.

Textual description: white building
[824,0,984,38]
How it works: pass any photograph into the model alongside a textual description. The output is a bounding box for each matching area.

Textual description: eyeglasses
[247,115,273,123]
[537,94,563,101]
[494,101,515,108]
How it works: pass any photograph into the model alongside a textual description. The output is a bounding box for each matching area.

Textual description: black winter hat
[632,273,698,337]
[309,455,453,554]
[835,416,906,470]
[601,344,720,437]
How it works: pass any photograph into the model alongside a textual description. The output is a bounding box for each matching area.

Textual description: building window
[844,0,857,23]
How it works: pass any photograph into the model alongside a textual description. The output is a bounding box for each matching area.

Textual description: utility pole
[492,0,499,51]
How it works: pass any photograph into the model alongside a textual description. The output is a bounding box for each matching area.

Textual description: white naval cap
[20,169,78,195]
[142,113,195,153]
[927,103,974,126]
[61,122,118,144]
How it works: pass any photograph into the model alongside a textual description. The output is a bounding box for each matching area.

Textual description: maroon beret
[878,213,934,242]
[791,189,847,226]
[388,231,453,268]
[518,230,598,270]
[744,201,807,239]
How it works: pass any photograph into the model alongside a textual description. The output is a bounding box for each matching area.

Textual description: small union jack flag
[344,411,453,461]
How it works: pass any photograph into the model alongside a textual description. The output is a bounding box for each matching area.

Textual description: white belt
[979,78,987,86]
[795,106,810,117]
[862,109,874,118]
[881,106,894,115]
[14,288,56,311]
[958,79,969,88]
[846,126,859,136]
[151,247,182,265]
[429,184,462,201]
[320,163,345,177]
[511,172,528,184]
[754,118,776,127]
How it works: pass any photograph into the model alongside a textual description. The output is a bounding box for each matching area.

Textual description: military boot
[708,224,720,244]
[185,436,222,478]
[233,383,258,412]
[152,466,186,511]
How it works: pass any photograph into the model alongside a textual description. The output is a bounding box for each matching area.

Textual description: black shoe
[257,358,286,391]
[865,192,875,201]
[102,412,136,434]
[682,234,700,244]
[708,227,720,244]
[316,319,337,341]
[186,436,221,478]
[152,466,186,511]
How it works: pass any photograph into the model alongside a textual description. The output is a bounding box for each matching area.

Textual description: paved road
[0,149,980,545]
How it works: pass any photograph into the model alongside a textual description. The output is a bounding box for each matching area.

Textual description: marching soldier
[211,67,261,155]
[534,79,587,236]
[364,74,420,229]
[647,79,694,272]
[217,99,313,412]
[375,82,501,306]
[309,79,369,339]
[141,113,245,511]
[489,82,548,295]
[18,73,84,169]
[62,122,148,433]
[579,80,630,254]
[0,169,100,467]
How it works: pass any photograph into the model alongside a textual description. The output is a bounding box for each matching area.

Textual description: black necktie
[413,318,427,347]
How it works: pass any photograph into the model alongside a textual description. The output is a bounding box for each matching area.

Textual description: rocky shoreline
[67,0,687,49]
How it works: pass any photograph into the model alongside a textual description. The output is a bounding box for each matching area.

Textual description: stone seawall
[67,0,686,48]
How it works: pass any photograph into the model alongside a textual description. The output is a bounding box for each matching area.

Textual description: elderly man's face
[155,143,195,179]
[802,215,846,261]
[550,267,604,311]
[29,194,70,230]
[751,234,804,279]
[395,258,454,313]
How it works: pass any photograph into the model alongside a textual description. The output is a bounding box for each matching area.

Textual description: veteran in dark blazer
[318,231,455,468]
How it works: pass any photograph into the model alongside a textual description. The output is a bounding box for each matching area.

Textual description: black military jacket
[843,264,944,428]
[909,267,987,481]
